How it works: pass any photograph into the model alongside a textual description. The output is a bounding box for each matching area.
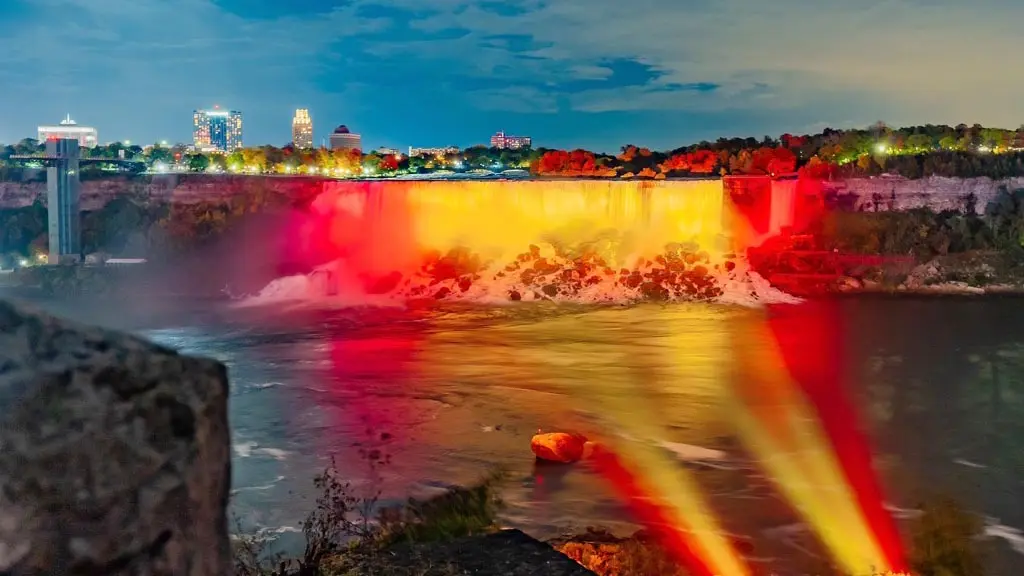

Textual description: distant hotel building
[328,125,361,151]
[376,147,401,156]
[291,109,313,148]
[38,115,98,148]
[490,131,531,149]
[408,146,459,158]
[193,107,243,153]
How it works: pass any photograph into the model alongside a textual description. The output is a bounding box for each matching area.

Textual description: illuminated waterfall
[246,178,801,306]
[310,179,727,268]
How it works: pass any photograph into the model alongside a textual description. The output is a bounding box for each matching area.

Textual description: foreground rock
[352,529,596,576]
[0,299,232,575]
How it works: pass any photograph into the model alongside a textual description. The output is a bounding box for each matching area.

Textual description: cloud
[0,0,1020,148]
[357,0,1024,125]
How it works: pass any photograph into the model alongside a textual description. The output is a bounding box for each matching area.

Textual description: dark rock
[365,271,403,294]
[0,299,231,576]
[375,529,595,575]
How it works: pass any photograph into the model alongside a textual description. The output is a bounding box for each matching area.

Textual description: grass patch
[233,440,505,576]
[909,496,984,576]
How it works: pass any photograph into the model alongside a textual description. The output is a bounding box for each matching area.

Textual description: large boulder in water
[0,299,231,576]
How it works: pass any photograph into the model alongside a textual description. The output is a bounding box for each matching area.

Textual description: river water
[10,292,1024,574]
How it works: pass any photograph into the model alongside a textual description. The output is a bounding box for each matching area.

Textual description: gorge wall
[820,175,1024,213]
[0,175,326,210]
[2,174,1024,213]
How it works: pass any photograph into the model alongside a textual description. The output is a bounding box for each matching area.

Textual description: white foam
[985,522,1024,555]
[233,441,257,458]
[231,475,287,494]
[237,247,800,309]
[233,441,290,461]
[954,458,986,469]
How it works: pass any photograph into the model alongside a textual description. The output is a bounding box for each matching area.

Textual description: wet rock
[640,282,669,301]
[508,290,522,301]
[541,284,558,297]
[905,261,942,289]
[836,276,863,291]
[0,299,231,576]
[433,286,451,299]
[365,270,403,294]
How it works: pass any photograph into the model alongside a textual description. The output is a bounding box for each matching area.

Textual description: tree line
[5,122,1024,181]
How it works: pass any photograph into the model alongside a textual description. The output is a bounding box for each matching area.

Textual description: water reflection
[130,298,1024,574]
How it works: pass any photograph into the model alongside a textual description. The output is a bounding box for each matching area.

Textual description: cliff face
[821,175,1024,214]
[4,174,1024,212]
[0,174,326,210]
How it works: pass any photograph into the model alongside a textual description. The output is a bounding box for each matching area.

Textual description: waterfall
[240,179,801,307]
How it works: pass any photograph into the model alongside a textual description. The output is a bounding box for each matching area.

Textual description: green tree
[186,153,211,172]
[226,150,245,171]
[208,153,228,172]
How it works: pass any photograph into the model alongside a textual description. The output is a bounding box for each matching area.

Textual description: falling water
[243,179,800,306]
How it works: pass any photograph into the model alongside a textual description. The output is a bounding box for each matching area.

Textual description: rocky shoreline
[759,250,1024,299]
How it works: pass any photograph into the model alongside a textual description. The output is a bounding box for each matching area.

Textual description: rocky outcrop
[0,299,231,575]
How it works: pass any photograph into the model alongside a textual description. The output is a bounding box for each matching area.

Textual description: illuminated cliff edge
[243,179,803,306]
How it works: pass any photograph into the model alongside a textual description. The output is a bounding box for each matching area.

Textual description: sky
[1,0,1021,153]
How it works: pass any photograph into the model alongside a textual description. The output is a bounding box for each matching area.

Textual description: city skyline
[2,1,1023,152]
[26,108,535,154]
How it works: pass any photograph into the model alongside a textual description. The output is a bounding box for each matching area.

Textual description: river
[9,292,1024,574]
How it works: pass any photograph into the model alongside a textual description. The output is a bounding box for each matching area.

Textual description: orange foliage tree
[379,154,399,172]
[751,146,797,175]
[617,145,639,163]
[798,155,840,179]
[658,149,718,175]
[781,133,809,149]
[533,149,614,177]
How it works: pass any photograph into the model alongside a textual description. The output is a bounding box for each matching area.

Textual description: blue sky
[1,0,1021,153]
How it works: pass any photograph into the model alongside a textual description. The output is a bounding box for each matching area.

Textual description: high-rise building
[328,125,362,151]
[292,109,313,148]
[490,131,531,149]
[38,115,98,148]
[193,107,243,153]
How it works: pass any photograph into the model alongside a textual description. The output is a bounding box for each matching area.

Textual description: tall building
[292,109,313,148]
[490,131,531,149]
[328,125,362,151]
[193,107,243,153]
[45,138,81,264]
[38,115,98,148]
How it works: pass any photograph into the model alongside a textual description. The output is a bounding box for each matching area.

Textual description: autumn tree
[379,154,399,172]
